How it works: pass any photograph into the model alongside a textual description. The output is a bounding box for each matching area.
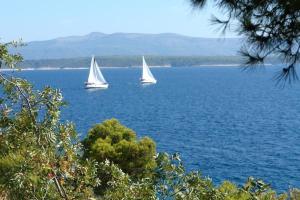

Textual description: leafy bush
[82,119,156,195]
[103,152,295,200]
[83,118,156,179]
[0,41,99,199]
[98,160,156,200]
[154,153,222,199]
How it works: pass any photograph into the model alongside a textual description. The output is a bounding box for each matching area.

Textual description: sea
[14,66,300,192]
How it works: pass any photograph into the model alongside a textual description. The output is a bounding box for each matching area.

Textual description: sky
[0,0,237,42]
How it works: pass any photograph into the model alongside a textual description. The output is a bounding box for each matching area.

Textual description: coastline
[0,63,275,71]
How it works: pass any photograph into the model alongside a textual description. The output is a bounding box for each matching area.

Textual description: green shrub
[82,119,156,195]
[83,118,156,179]
[99,160,156,200]
[0,41,99,199]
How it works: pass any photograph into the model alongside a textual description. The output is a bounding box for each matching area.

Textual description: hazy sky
[1,0,237,42]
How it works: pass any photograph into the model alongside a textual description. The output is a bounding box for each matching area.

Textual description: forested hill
[14,32,242,60]
[20,56,280,69]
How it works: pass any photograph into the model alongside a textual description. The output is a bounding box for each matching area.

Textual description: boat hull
[85,83,109,89]
[141,79,157,84]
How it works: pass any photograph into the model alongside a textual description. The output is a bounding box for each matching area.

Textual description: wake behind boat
[140,56,157,84]
[85,56,109,89]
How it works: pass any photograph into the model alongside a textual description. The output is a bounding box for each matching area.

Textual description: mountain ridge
[14,32,243,60]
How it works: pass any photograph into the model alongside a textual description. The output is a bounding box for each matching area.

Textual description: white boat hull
[85,83,109,89]
[141,79,157,84]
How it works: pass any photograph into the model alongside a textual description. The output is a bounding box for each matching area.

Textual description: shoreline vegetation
[0,65,241,71]
[2,64,276,71]
[14,55,280,70]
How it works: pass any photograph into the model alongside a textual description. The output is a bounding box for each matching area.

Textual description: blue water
[16,67,300,192]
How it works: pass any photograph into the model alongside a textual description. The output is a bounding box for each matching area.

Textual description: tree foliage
[83,119,156,182]
[98,160,156,200]
[21,55,250,69]
[191,0,300,83]
[103,152,297,200]
[0,41,99,199]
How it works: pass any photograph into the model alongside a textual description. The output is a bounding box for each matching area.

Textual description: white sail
[141,56,156,83]
[94,61,107,84]
[85,56,108,89]
[87,56,97,83]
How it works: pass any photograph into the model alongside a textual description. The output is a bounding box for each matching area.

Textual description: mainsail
[141,56,156,83]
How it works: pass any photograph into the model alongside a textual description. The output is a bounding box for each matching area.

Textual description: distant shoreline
[0,63,275,71]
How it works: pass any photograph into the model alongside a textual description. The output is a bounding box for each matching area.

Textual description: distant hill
[19,55,281,69]
[20,55,246,69]
[14,32,243,60]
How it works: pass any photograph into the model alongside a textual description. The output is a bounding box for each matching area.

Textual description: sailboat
[140,56,157,84]
[85,56,109,89]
